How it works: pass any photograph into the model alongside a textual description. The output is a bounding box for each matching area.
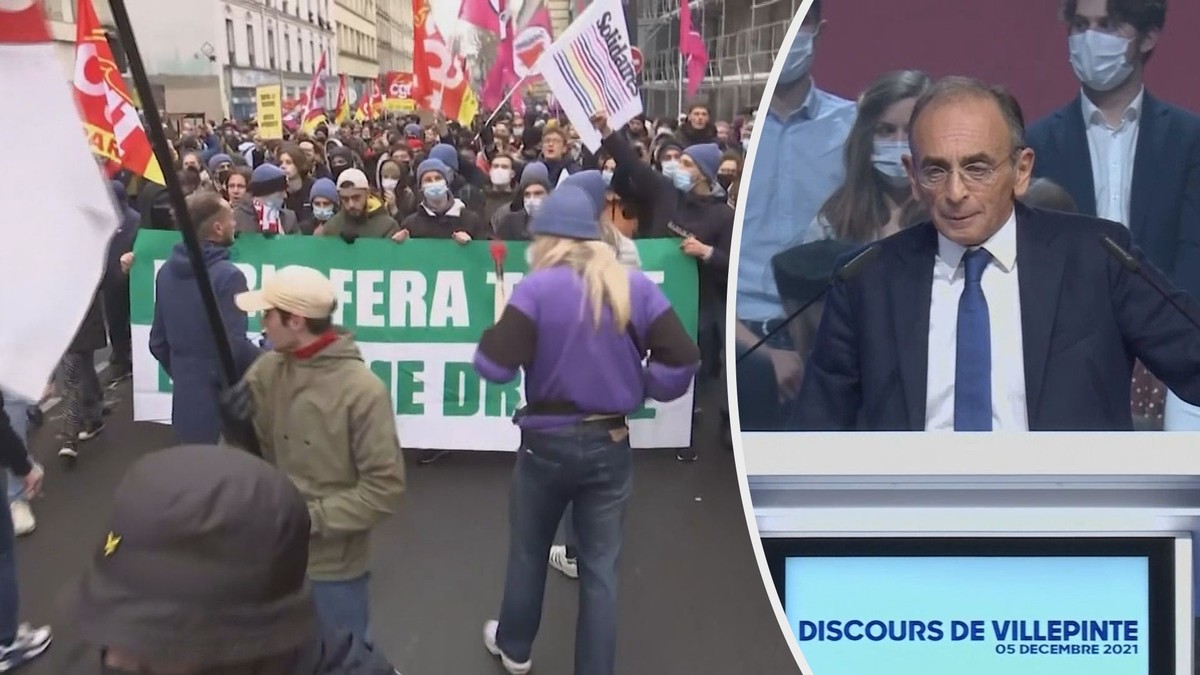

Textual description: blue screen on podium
[783,554,1156,675]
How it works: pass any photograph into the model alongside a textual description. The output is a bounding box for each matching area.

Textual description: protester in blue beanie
[560,170,642,269]
[474,184,700,675]
[302,177,338,235]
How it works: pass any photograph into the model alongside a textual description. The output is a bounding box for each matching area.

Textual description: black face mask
[717,174,736,191]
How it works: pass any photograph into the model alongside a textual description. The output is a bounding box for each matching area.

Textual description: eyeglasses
[916,148,1024,190]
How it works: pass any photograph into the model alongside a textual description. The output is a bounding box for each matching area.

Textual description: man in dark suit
[1026,0,1200,296]
[792,76,1200,432]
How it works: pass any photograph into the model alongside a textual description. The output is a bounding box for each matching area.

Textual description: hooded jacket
[234,197,301,235]
[149,243,261,444]
[401,199,489,241]
[677,122,719,148]
[602,131,734,303]
[243,334,406,581]
[318,194,401,240]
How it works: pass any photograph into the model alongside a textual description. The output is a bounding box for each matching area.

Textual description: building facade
[41,0,119,79]
[375,0,412,74]
[638,0,800,121]
[334,0,379,97]
[121,0,227,119]
[222,0,337,121]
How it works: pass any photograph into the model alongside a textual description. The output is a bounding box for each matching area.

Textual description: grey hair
[907,76,1027,156]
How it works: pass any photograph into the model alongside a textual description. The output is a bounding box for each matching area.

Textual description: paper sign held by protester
[536,0,642,152]
[0,0,119,402]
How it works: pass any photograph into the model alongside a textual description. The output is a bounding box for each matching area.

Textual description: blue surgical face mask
[313,205,335,221]
[778,30,815,85]
[661,159,679,177]
[423,181,449,203]
[672,169,696,193]
[871,139,910,186]
[262,194,285,210]
[602,170,614,186]
[525,195,544,216]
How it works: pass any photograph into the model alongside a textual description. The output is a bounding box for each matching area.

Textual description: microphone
[736,244,881,364]
[1098,234,1200,333]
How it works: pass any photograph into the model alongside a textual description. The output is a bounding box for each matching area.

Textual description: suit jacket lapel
[1053,95,1098,216]
[1016,204,1064,426]
[1129,93,1169,242]
[889,223,936,429]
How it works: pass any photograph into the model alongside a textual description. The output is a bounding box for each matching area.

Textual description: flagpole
[479,74,529,132]
[677,52,684,118]
[106,0,261,456]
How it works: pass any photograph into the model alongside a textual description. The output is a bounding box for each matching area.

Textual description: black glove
[341,231,358,244]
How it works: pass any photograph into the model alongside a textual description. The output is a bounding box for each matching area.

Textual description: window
[267,29,276,69]
[310,38,316,69]
[225,19,236,64]
[285,33,292,71]
[246,25,256,67]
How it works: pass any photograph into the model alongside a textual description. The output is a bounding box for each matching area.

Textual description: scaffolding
[637,0,807,122]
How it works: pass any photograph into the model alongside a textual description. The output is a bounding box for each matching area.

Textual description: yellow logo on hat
[103,532,121,557]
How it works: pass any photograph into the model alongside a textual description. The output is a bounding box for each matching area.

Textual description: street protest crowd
[0,99,752,673]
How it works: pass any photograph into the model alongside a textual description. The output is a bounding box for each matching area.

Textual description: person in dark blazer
[792,76,1200,432]
[1026,0,1200,296]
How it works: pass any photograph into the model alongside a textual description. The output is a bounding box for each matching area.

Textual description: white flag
[536,0,643,152]
[0,0,120,402]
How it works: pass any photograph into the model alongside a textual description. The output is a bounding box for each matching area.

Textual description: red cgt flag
[73,0,164,184]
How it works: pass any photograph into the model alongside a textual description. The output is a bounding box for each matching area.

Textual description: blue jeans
[3,396,29,505]
[497,422,634,675]
[0,473,17,645]
[311,574,371,644]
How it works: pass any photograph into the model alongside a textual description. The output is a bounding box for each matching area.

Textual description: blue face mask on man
[313,205,335,221]
[423,181,451,208]
[672,168,696,193]
[262,194,285,210]
[778,29,815,85]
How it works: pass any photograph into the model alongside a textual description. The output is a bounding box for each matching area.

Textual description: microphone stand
[1099,234,1200,333]
[736,244,881,365]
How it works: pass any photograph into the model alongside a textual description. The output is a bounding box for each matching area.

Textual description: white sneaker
[0,623,52,672]
[548,545,578,579]
[483,620,531,675]
[9,501,34,537]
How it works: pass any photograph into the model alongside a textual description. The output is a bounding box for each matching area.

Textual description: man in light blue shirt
[734,0,856,429]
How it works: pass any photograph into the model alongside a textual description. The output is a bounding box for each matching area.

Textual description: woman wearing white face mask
[398,159,488,245]
[375,158,417,223]
[802,69,932,245]
[483,155,518,231]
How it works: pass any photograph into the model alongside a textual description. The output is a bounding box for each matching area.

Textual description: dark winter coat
[602,131,734,303]
[401,200,490,241]
[69,290,108,353]
[149,243,261,445]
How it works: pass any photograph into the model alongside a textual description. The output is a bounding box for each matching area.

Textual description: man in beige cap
[315,168,404,242]
[221,265,405,645]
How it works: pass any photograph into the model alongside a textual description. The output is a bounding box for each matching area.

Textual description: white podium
[743,432,1200,674]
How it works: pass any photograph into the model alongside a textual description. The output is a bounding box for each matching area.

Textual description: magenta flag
[678,0,709,97]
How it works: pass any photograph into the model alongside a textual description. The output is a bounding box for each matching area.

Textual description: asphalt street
[13,381,800,674]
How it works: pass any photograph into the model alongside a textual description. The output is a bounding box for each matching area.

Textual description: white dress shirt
[925,209,1029,431]
[1082,88,1143,226]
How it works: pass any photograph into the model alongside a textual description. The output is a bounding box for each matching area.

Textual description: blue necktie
[954,248,992,431]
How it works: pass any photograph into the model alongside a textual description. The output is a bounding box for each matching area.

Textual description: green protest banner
[130,231,699,450]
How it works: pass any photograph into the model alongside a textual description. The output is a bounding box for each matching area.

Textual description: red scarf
[292,330,338,359]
